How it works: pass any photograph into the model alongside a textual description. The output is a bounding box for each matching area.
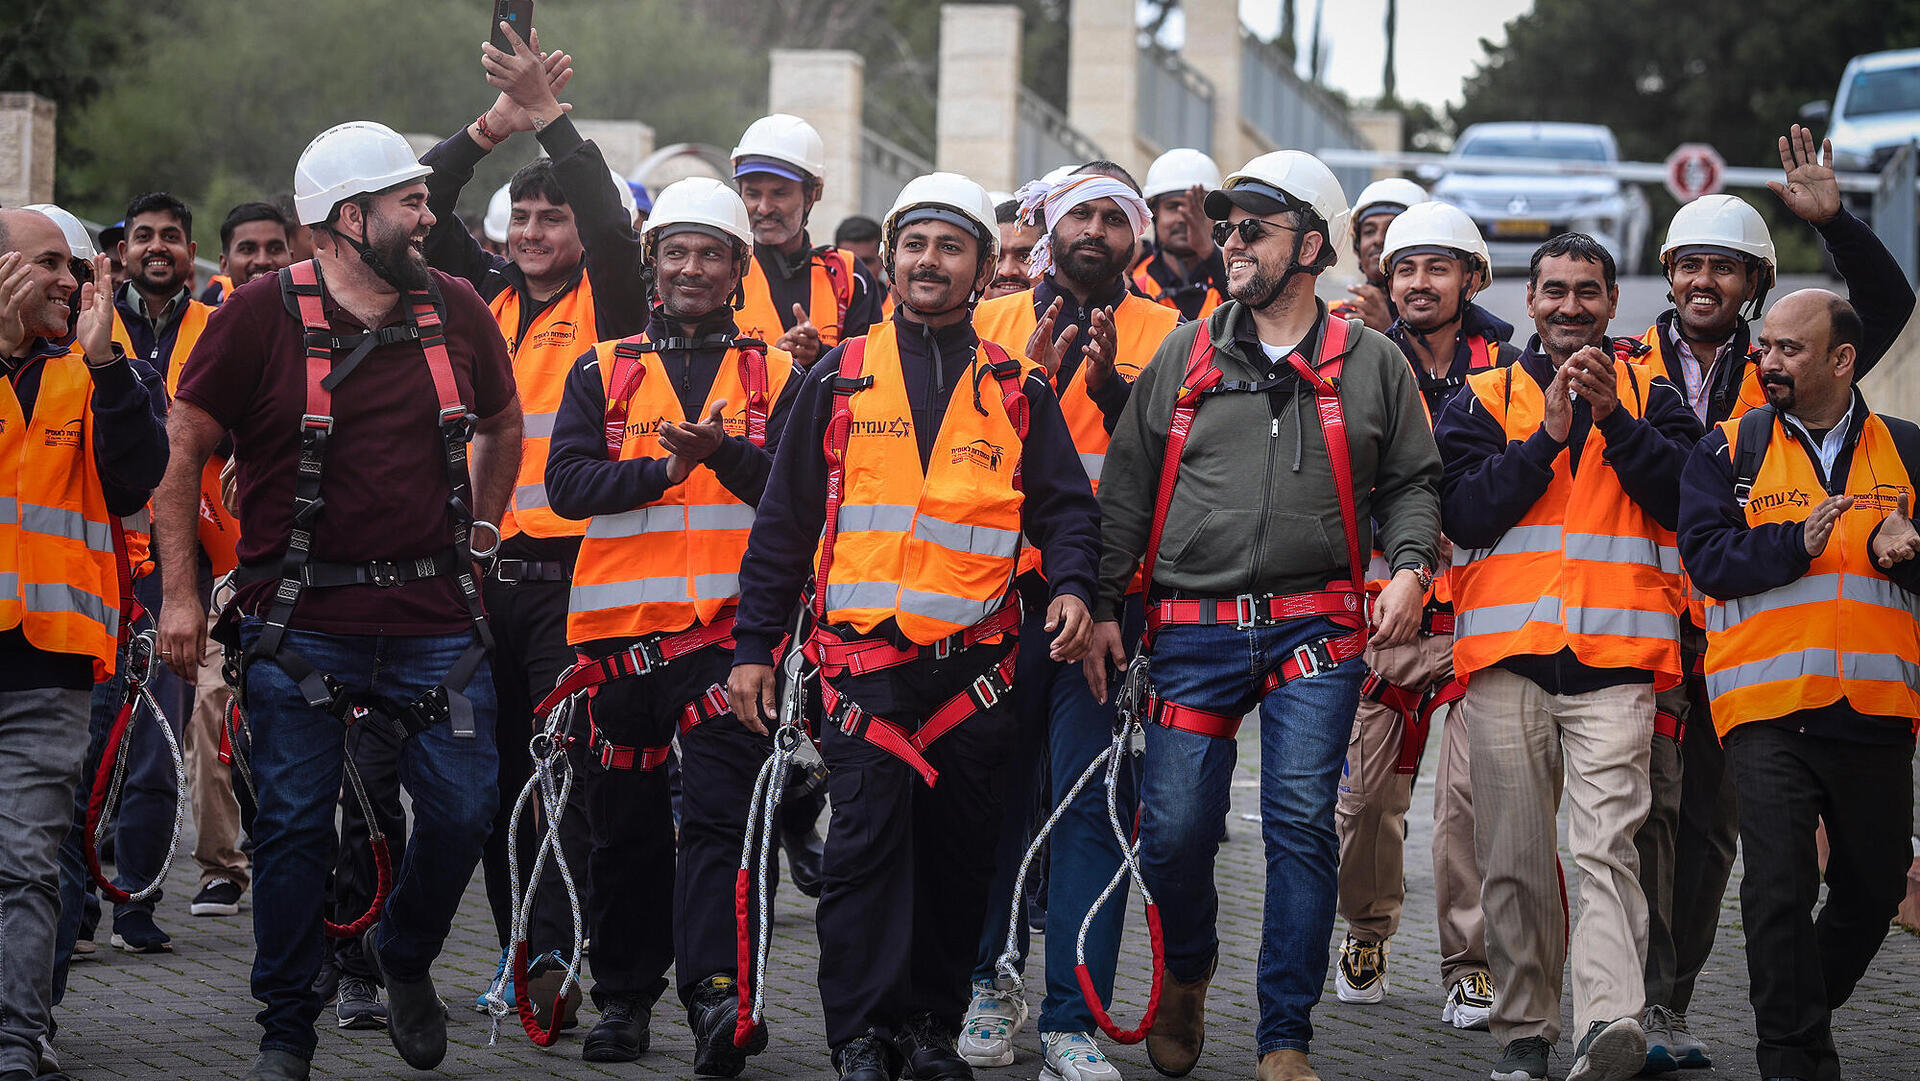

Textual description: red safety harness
[601,333,771,455]
[1139,316,1370,737]
[806,336,1030,787]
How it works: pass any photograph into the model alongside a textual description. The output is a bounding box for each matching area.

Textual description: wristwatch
[1394,562,1434,592]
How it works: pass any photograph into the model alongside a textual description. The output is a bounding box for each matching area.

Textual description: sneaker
[1443,972,1494,1031]
[898,1012,972,1080]
[71,939,96,959]
[190,878,244,916]
[1641,1004,1677,1073]
[1334,934,1387,1004]
[109,911,172,954]
[1042,1031,1122,1081]
[688,975,765,1076]
[1666,1012,1711,1069]
[336,975,388,1030]
[473,951,512,1014]
[1491,1035,1551,1081]
[1568,1017,1647,1081]
[959,978,1028,1068]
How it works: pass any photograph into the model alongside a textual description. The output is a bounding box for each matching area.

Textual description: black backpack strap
[1732,405,1777,507]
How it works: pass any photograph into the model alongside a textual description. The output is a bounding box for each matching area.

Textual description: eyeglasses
[1211,218,1296,246]
[68,258,94,285]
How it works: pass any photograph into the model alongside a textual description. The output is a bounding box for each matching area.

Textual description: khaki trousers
[183,606,248,888]
[1431,702,1490,989]
[1466,667,1652,1045]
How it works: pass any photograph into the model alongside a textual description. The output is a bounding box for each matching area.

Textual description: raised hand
[776,303,823,368]
[1768,123,1841,226]
[477,24,573,141]
[1023,295,1079,377]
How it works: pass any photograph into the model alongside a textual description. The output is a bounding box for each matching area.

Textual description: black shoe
[368,938,448,1070]
[897,1013,972,1080]
[834,1035,901,1081]
[585,992,655,1062]
[689,975,766,1076]
[190,877,244,916]
[335,974,388,1030]
[241,1049,311,1081]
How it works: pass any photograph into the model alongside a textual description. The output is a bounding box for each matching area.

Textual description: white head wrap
[1012,173,1152,281]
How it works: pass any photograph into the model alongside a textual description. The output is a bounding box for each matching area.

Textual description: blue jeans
[1139,616,1363,1056]
[238,621,498,1060]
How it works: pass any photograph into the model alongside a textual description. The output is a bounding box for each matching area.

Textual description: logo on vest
[951,438,1005,471]
[1750,489,1811,513]
[526,321,577,350]
[43,418,83,448]
[850,417,911,438]
[1854,484,1912,515]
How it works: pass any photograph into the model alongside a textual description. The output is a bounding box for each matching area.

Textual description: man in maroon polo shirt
[152,121,521,1081]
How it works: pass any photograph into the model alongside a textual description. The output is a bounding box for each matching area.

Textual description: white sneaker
[958,978,1027,1068]
[1042,1030,1123,1081]
[1334,934,1388,1004]
[1443,971,1494,1030]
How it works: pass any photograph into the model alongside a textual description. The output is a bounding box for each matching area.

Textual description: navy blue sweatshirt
[0,338,170,690]
[732,312,1102,667]
[752,236,884,355]
[545,307,802,522]
[113,282,197,383]
[1678,393,1920,743]
[1029,274,1139,433]
[1386,301,1519,420]
[1434,338,1702,692]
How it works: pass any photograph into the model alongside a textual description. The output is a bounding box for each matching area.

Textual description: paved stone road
[56,715,1918,1080]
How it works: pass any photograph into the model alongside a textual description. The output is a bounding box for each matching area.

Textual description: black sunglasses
[1211,218,1297,246]
[68,257,94,285]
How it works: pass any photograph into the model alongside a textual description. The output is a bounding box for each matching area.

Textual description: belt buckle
[703,684,731,718]
[631,636,666,673]
[1291,639,1327,679]
[1234,593,1259,630]
[970,672,1002,709]
[369,561,400,588]
[492,560,522,585]
[932,635,952,660]
[838,704,867,737]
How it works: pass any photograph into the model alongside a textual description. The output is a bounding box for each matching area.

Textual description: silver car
[1429,122,1651,274]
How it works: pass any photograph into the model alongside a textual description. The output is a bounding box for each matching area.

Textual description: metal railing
[1018,87,1105,186]
[1137,43,1214,155]
[1239,30,1368,197]
[860,128,934,222]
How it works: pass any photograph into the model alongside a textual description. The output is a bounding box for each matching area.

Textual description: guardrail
[1239,32,1367,197]
[1137,43,1214,156]
[1018,87,1105,186]
[860,128,934,222]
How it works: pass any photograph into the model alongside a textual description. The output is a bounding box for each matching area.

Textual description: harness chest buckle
[302,413,335,434]
[1292,639,1330,679]
[1234,593,1261,630]
[970,672,1002,709]
[626,636,666,675]
[369,561,400,588]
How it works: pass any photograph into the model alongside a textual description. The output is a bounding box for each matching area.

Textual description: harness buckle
[368,561,400,587]
[625,636,666,675]
[302,413,335,434]
[1732,480,1753,507]
[970,672,1003,709]
[837,702,867,738]
[1234,593,1261,630]
[932,635,952,660]
[1292,638,1331,680]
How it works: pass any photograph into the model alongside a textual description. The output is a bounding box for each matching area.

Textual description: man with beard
[153,120,522,1081]
[1332,201,1513,1026]
[1630,125,1914,1075]
[1086,151,1441,1081]
[1678,288,1918,1081]
[987,199,1041,300]
[1329,179,1427,333]
[201,202,294,305]
[729,172,1099,1081]
[0,207,168,1081]
[731,114,884,368]
[544,177,802,1071]
[1435,233,1702,1081]
[965,163,1175,1081]
[1130,148,1226,320]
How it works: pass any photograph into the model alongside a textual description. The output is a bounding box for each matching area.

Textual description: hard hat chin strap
[335,201,411,291]
[1247,228,1314,312]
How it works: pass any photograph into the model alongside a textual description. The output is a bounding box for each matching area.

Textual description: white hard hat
[483,183,511,245]
[292,121,432,226]
[1661,194,1776,279]
[1207,151,1351,259]
[1143,148,1223,202]
[1380,201,1491,282]
[731,114,827,183]
[610,166,639,221]
[1352,177,1429,225]
[21,204,98,261]
[642,176,754,249]
[883,172,1000,263]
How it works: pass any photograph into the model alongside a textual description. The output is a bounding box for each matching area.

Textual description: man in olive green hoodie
[1083,152,1442,1081]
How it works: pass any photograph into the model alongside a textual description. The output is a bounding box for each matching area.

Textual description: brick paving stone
[53,713,1917,1080]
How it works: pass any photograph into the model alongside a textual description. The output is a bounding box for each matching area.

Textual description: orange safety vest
[1702,408,1920,734]
[973,288,1174,582]
[567,336,793,644]
[0,347,124,676]
[207,274,235,304]
[1130,251,1221,317]
[1449,361,1686,689]
[737,246,856,349]
[111,300,215,575]
[816,321,1035,644]
[491,276,598,540]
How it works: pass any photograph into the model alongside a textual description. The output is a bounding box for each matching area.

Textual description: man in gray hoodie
[1083,152,1442,1081]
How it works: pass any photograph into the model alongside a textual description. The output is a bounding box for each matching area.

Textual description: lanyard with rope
[83,627,188,904]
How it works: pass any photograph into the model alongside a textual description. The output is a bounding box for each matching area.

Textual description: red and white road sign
[1664,143,1726,203]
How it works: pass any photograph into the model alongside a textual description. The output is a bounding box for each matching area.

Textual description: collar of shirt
[3,332,74,375]
[115,280,189,330]
[645,304,740,345]
[755,234,816,282]
[1779,389,1861,480]
[1669,331,1736,419]
[1032,272,1130,320]
[1234,301,1328,378]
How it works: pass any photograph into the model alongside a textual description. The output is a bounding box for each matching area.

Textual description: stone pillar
[1067,0,1142,177]
[1180,0,1249,170]
[0,93,57,207]
[936,4,1022,194]
[769,49,865,237]
[574,120,657,180]
[1350,109,1405,179]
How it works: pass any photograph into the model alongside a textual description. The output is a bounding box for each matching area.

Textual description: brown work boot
[1146,960,1213,1077]
[1257,1048,1322,1081]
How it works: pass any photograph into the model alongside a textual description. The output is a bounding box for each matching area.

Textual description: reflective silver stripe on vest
[1453,523,1563,568]
[523,411,557,439]
[1079,451,1105,484]
[1842,575,1920,616]
[586,504,756,540]
[0,497,15,525]
[1700,573,1917,633]
[121,507,151,533]
[23,581,117,633]
[899,588,1000,627]
[0,571,16,596]
[22,504,116,555]
[1706,649,1838,700]
[824,580,902,612]
[1565,533,1681,574]
[1454,595,1562,638]
[835,504,917,533]
[688,505,757,531]
[1842,651,1920,687]
[569,576,692,612]
[1564,605,1679,640]
[911,515,1020,559]
[693,572,741,600]
[515,483,551,511]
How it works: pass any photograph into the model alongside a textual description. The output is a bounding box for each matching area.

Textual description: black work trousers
[481,576,592,960]
[815,639,1020,1052]
[1725,721,1914,1081]
[1667,668,1739,1014]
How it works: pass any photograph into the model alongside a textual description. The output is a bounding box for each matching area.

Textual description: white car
[1803,49,1920,221]
[1429,122,1650,274]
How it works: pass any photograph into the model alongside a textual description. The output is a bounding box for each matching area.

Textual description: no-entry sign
[1665,143,1726,202]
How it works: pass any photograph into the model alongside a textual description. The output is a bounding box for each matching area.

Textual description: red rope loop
[324,835,390,940]
[1077,903,1165,1044]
